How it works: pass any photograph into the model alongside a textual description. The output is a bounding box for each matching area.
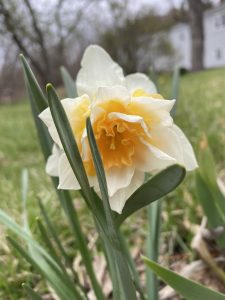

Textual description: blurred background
[0,0,225,103]
[1,0,225,299]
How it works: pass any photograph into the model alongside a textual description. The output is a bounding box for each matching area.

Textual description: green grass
[158,68,225,246]
[0,67,225,298]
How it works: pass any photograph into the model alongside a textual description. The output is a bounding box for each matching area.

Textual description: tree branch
[0,1,47,82]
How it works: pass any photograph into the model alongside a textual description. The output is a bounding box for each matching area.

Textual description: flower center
[84,113,147,175]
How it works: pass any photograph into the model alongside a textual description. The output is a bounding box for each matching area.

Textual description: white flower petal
[147,125,198,171]
[136,140,176,173]
[39,97,89,148]
[90,106,105,124]
[76,45,125,99]
[93,85,130,107]
[132,97,175,112]
[46,144,63,177]
[106,166,135,197]
[109,171,145,214]
[58,153,81,190]
[166,125,198,171]
[130,97,175,127]
[125,73,157,94]
[58,153,98,190]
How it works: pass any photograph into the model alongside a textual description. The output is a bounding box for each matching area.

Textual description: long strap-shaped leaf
[86,118,137,300]
[143,256,225,300]
[46,84,106,229]
[20,56,105,300]
[196,172,225,247]
[116,165,186,226]
[20,55,47,112]
[146,200,161,300]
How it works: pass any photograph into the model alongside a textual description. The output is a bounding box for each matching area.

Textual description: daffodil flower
[39,45,198,214]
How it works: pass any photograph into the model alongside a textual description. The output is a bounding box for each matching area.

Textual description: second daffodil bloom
[39,45,198,214]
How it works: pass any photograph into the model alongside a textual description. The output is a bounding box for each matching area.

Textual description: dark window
[215,16,221,28]
[216,49,222,60]
[222,15,225,25]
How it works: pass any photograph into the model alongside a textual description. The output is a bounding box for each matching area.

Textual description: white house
[158,3,225,70]
[204,3,225,68]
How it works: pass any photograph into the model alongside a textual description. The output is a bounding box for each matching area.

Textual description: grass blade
[146,200,161,300]
[38,199,70,264]
[8,236,82,300]
[198,139,225,216]
[143,256,225,300]
[36,218,67,270]
[19,170,82,298]
[22,284,43,300]
[196,172,225,226]
[60,66,77,98]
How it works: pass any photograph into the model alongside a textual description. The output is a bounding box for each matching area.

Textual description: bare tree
[187,0,204,71]
[0,0,98,86]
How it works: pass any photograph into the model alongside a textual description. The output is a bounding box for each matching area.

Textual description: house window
[215,16,221,29]
[222,15,225,25]
[216,48,222,60]
[215,14,225,30]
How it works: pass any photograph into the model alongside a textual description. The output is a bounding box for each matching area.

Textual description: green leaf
[21,57,104,300]
[46,84,106,300]
[118,231,146,300]
[20,54,47,112]
[46,83,90,197]
[86,118,137,300]
[86,118,114,236]
[36,218,67,270]
[116,164,186,226]
[196,172,225,242]
[197,139,225,243]
[143,256,225,300]
[198,138,218,187]
[146,200,161,300]
[20,170,79,299]
[60,66,77,98]
[20,55,52,161]
[8,237,82,300]
[22,283,44,300]
[38,200,70,264]
[46,84,103,220]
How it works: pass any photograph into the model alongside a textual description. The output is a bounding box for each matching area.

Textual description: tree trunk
[188,0,204,71]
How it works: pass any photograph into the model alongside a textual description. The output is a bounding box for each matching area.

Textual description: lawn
[0,67,225,298]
